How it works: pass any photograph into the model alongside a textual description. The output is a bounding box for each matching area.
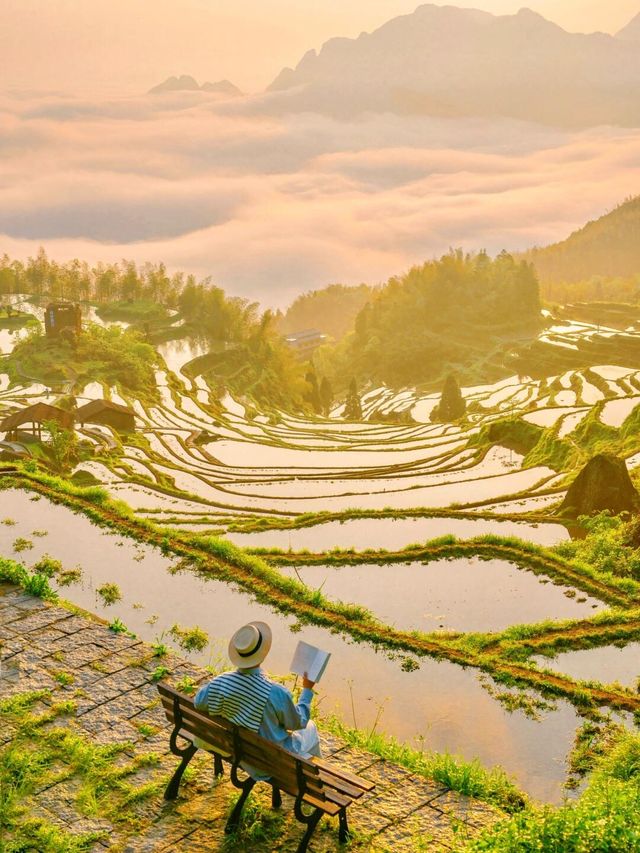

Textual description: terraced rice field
[1,308,640,803]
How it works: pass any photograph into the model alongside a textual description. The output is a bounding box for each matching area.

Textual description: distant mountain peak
[149,76,243,96]
[617,11,640,40]
[265,3,640,128]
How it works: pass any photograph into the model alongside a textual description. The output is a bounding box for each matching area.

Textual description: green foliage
[96,299,169,325]
[0,687,162,847]
[343,377,363,420]
[151,641,168,657]
[107,618,128,634]
[555,512,640,581]
[182,303,309,411]
[322,714,525,814]
[525,196,640,290]
[462,728,640,852]
[12,536,33,553]
[278,283,373,341]
[96,582,122,606]
[0,556,57,600]
[44,420,79,475]
[346,250,541,385]
[175,675,198,695]
[168,623,209,653]
[5,323,158,400]
[150,665,170,682]
[431,373,466,422]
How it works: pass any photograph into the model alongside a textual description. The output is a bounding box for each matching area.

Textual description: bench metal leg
[214,753,224,778]
[225,777,257,833]
[338,808,351,844]
[271,785,282,809]
[295,808,323,853]
[164,743,197,800]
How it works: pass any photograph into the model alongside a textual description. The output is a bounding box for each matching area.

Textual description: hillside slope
[525,196,640,285]
[266,4,640,127]
[617,12,640,41]
[344,250,541,385]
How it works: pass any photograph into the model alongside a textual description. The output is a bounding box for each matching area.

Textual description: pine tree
[431,374,465,422]
[305,371,322,413]
[344,377,363,420]
[319,377,333,415]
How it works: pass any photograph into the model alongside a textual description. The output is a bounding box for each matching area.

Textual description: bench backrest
[158,683,327,802]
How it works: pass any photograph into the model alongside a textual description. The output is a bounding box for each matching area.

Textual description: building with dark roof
[284,329,326,359]
[76,399,136,433]
[45,302,82,338]
[0,403,74,439]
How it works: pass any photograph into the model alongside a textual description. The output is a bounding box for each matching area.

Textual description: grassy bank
[2,466,640,721]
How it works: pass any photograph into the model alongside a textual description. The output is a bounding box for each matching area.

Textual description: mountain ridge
[617,11,640,40]
[149,75,242,96]
[524,196,640,284]
[265,4,640,128]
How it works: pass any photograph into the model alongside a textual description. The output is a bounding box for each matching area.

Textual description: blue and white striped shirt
[194,666,314,755]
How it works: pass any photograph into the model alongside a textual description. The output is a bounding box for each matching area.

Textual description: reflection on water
[157,338,208,376]
[0,488,595,802]
[277,558,603,634]
[227,515,570,551]
[533,643,640,687]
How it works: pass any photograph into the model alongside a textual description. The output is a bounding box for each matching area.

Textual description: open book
[290,640,331,684]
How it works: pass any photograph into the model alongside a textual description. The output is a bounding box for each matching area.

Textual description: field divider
[2,466,640,716]
[259,539,639,610]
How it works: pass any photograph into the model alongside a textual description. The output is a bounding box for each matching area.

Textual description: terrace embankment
[0,583,503,852]
[4,469,640,720]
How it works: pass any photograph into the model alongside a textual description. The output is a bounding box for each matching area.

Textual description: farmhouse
[44,302,82,338]
[284,329,326,358]
[0,403,74,440]
[76,399,136,432]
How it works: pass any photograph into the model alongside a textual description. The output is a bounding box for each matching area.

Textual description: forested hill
[344,251,541,385]
[278,283,373,340]
[525,196,640,285]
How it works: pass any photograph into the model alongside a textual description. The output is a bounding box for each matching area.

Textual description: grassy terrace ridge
[2,466,640,721]
[257,536,640,610]
[216,506,571,533]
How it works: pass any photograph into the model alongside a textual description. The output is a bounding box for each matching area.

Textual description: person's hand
[302,673,316,690]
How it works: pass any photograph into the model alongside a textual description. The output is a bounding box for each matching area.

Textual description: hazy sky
[3,0,639,94]
[2,0,639,306]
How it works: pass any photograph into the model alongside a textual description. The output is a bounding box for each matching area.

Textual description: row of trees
[0,249,193,307]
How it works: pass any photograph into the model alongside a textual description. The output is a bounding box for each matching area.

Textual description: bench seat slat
[313,758,376,792]
[165,717,235,753]
[315,770,366,799]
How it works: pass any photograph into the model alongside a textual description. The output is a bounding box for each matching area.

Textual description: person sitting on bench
[194,621,321,778]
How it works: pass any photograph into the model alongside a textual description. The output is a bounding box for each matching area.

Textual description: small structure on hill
[284,329,326,359]
[76,399,136,433]
[0,403,74,440]
[558,453,640,518]
[45,302,82,339]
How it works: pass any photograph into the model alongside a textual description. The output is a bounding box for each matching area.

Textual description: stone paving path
[0,584,504,852]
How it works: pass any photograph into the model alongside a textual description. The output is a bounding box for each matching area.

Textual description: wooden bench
[158,683,375,853]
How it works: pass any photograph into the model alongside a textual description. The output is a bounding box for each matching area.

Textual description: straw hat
[228,621,272,668]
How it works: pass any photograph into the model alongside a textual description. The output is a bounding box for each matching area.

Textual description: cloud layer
[1,90,638,307]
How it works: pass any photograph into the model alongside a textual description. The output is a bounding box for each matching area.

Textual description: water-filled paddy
[226,515,570,552]
[533,643,640,687]
[277,558,603,634]
[0,488,591,801]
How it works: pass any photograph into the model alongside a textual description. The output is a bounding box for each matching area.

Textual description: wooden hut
[76,399,135,433]
[0,403,74,440]
[45,302,82,338]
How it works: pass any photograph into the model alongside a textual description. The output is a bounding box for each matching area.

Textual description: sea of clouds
[1,88,638,307]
